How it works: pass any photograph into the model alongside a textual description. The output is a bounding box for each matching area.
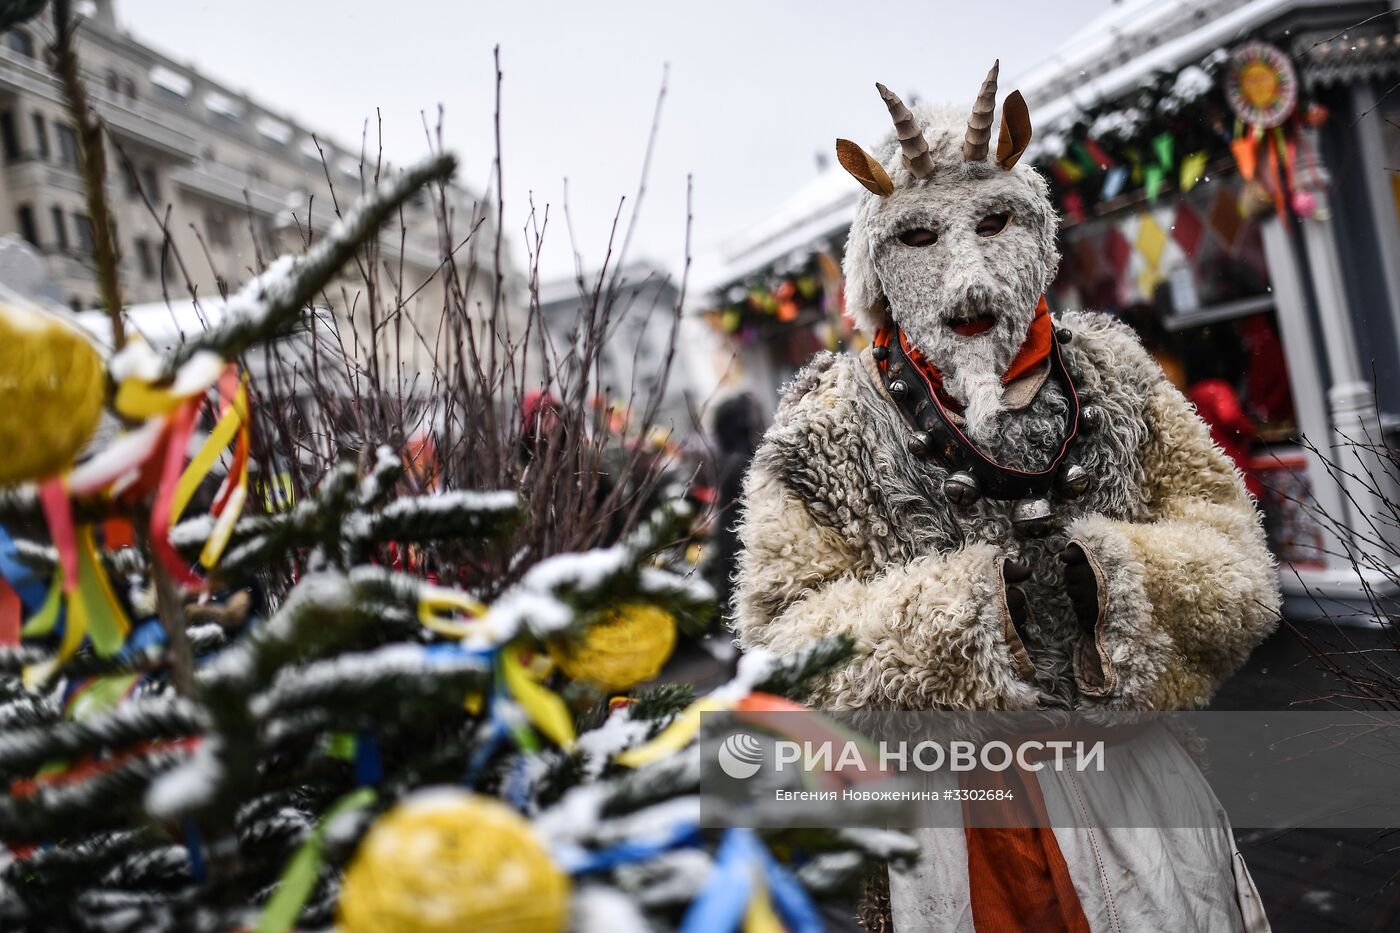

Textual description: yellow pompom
[0,302,104,485]
[338,791,569,933]
[552,603,677,693]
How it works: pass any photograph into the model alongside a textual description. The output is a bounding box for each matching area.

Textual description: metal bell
[1011,498,1055,537]
[872,345,890,362]
[942,471,981,508]
[1055,326,1073,344]
[1079,405,1103,432]
[888,379,909,398]
[908,431,932,458]
[1057,463,1091,500]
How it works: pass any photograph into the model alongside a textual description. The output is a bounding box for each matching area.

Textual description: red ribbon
[149,396,204,590]
[38,478,79,593]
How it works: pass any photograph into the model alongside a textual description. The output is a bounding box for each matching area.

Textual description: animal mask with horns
[836,61,1061,443]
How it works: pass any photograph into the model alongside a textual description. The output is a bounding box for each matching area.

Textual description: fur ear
[835,139,894,196]
[996,91,1032,170]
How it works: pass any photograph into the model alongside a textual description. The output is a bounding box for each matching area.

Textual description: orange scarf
[874,296,1053,409]
[963,764,1092,933]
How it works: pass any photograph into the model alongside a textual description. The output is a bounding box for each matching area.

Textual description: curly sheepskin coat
[730,318,1281,933]
[732,313,1280,715]
[730,70,1282,932]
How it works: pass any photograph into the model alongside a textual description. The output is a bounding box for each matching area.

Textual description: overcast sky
[119,0,1111,289]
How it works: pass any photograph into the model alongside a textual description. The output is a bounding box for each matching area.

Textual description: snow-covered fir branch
[0,697,207,781]
[248,642,490,721]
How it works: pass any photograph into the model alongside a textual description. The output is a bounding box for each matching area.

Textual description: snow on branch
[249,643,491,721]
[348,488,523,552]
[0,698,208,782]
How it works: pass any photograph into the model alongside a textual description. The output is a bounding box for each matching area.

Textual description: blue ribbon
[503,754,534,810]
[183,821,207,884]
[354,728,382,786]
[678,828,760,933]
[116,618,165,661]
[754,837,824,933]
[677,827,825,933]
[0,524,47,609]
[561,819,703,875]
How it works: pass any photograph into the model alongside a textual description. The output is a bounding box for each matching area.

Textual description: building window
[15,205,37,246]
[121,159,141,199]
[72,212,95,256]
[123,77,137,101]
[55,123,78,167]
[141,165,159,202]
[133,236,156,280]
[50,206,68,252]
[0,111,18,163]
[30,113,47,161]
[205,212,231,249]
[4,29,34,58]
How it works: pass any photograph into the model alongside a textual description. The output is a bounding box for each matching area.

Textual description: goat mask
[837,61,1061,442]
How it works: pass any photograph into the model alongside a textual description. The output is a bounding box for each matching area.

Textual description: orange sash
[963,763,1092,932]
[873,296,1053,409]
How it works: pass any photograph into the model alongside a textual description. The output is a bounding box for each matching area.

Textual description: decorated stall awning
[1301,31,1400,87]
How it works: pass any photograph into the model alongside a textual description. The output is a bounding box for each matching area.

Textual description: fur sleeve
[732,463,1040,711]
[1067,382,1280,710]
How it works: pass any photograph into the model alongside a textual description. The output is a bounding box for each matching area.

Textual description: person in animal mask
[731,63,1278,932]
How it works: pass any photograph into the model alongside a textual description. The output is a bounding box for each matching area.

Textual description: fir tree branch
[0,698,207,781]
[754,635,856,700]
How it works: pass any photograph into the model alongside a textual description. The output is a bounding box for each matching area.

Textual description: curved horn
[875,83,936,179]
[963,60,999,162]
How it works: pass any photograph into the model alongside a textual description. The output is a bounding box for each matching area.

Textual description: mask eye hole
[976,213,1010,237]
[897,228,938,247]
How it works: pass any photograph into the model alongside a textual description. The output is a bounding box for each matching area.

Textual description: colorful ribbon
[679,829,823,933]
[255,787,378,933]
[501,643,576,751]
[21,524,131,673]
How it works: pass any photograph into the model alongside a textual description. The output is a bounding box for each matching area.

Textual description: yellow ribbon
[417,585,488,640]
[416,585,490,710]
[115,378,190,420]
[20,526,131,686]
[743,875,784,933]
[114,342,225,420]
[199,481,247,569]
[502,643,576,751]
[613,696,732,768]
[171,378,249,527]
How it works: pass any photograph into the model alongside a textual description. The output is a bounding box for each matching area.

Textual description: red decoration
[0,578,19,647]
[1062,190,1086,224]
[1207,189,1243,251]
[1081,139,1115,170]
[1172,201,1205,258]
[1105,226,1132,277]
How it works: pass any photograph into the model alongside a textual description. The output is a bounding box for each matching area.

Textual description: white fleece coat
[731,313,1279,931]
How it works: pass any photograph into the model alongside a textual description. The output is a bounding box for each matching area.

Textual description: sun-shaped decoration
[1225,41,1298,129]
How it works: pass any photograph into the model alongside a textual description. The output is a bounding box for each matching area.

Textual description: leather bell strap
[875,321,1081,501]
